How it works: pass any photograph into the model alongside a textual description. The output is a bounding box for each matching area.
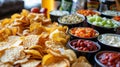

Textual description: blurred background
[0,0,120,19]
[0,0,41,19]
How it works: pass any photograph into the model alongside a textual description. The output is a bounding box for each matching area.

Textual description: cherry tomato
[71,41,77,46]
[78,47,83,50]
[40,8,47,17]
[31,7,40,13]
[77,40,81,47]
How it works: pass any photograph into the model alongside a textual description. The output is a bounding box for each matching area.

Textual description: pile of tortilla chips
[0,9,91,67]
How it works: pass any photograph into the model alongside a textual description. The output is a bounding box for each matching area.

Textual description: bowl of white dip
[97,33,120,51]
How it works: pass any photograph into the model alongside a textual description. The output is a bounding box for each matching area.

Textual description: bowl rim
[49,10,69,16]
[69,27,99,39]
[97,33,120,48]
[68,39,101,53]
[76,10,101,16]
[94,50,120,67]
[101,10,120,17]
[87,18,120,29]
[58,14,85,25]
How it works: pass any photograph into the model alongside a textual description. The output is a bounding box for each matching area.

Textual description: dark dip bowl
[94,51,120,67]
[97,33,120,51]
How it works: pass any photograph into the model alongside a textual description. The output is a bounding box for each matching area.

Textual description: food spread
[0,9,92,67]
[0,7,120,67]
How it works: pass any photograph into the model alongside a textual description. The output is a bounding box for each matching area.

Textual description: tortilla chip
[62,49,77,63]
[0,63,12,67]
[71,56,92,67]
[0,36,23,51]
[24,49,42,59]
[0,46,25,63]
[21,60,41,67]
[22,35,40,48]
[14,55,30,64]
[0,42,9,51]
[72,62,92,67]
[42,56,70,67]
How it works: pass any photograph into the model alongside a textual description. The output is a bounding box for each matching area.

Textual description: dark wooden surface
[0,0,41,20]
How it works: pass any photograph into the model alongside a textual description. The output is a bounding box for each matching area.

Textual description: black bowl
[67,39,101,65]
[58,14,85,28]
[87,20,119,34]
[69,27,99,41]
[101,10,120,19]
[50,10,69,22]
[94,51,120,67]
[97,33,120,51]
[67,39,101,56]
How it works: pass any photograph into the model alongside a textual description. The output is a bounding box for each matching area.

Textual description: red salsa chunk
[98,52,120,67]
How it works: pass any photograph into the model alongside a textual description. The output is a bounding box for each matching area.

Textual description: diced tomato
[77,9,99,16]
[98,52,120,67]
[70,27,97,38]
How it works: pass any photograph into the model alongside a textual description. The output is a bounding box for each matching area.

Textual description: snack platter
[0,9,120,67]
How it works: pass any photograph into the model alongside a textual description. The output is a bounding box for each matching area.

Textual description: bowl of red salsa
[95,51,120,67]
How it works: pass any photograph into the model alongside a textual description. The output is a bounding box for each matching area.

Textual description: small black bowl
[67,39,100,57]
[94,51,120,67]
[58,14,85,28]
[69,27,99,41]
[50,10,69,22]
[67,39,101,65]
[97,33,120,51]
